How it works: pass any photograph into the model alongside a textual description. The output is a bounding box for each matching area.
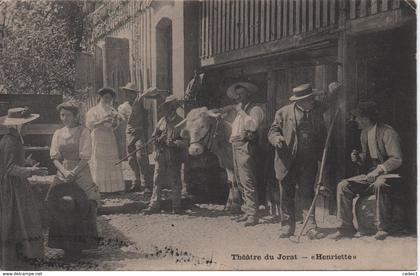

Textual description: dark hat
[0,107,40,126]
[350,101,380,120]
[226,82,259,100]
[97,87,117,98]
[289,83,316,101]
[47,182,90,226]
[158,95,182,113]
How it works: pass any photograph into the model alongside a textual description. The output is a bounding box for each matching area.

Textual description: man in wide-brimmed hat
[215,81,264,226]
[268,82,341,239]
[143,95,188,214]
[121,82,156,192]
[329,101,402,241]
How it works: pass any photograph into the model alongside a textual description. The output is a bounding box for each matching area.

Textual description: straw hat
[289,83,317,101]
[226,82,259,100]
[120,82,139,93]
[47,182,90,226]
[0,107,40,126]
[158,95,182,113]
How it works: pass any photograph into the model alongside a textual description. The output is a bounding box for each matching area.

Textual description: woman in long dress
[0,107,46,270]
[49,102,100,258]
[86,87,125,193]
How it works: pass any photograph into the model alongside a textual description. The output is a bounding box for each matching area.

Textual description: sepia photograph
[0,0,417,272]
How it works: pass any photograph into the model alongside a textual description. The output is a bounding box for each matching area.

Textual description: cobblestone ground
[23,190,417,271]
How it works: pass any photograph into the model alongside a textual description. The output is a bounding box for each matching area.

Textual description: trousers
[279,156,318,231]
[149,160,182,210]
[337,174,396,232]
[127,135,152,188]
[232,142,258,218]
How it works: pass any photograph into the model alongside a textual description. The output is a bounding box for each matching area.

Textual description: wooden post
[295,0,301,34]
[277,0,282,38]
[289,0,294,35]
[283,0,288,36]
[308,0,314,31]
[336,0,348,192]
[302,0,307,32]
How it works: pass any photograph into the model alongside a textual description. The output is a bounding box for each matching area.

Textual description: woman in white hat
[86,87,125,193]
[0,107,47,269]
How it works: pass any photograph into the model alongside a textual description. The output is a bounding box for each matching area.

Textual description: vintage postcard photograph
[0,0,417,272]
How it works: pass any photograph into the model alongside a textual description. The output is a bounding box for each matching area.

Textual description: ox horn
[206,109,222,118]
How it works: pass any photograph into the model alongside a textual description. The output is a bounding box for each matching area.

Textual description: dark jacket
[268,101,327,181]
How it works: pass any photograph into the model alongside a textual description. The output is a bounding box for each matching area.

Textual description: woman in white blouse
[49,101,100,258]
[86,87,125,193]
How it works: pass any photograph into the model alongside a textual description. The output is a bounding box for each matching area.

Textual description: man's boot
[244,216,258,227]
[279,224,295,238]
[142,206,160,215]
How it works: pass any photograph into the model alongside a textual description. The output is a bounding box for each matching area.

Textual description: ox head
[176,107,220,156]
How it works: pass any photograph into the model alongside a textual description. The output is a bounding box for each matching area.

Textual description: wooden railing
[199,0,339,60]
[348,0,401,19]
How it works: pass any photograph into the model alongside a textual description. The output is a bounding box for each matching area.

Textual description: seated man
[330,101,403,241]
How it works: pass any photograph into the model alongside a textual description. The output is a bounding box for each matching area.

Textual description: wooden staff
[294,108,340,243]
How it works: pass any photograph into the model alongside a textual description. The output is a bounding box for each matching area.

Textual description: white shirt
[230,103,264,141]
[118,101,132,121]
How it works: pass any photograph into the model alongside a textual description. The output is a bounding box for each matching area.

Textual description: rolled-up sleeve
[79,128,92,160]
[50,130,62,160]
[243,106,264,132]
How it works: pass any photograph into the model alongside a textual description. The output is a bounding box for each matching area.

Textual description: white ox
[175,106,242,212]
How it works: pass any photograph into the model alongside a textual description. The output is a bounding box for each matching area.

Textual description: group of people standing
[222,80,403,241]
[0,78,404,270]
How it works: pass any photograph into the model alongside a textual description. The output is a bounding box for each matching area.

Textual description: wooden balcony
[199,0,414,67]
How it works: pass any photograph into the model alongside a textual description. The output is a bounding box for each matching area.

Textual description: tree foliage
[0,0,87,96]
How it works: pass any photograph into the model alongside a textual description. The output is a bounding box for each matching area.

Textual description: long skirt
[90,126,125,193]
[48,200,98,252]
[0,175,44,269]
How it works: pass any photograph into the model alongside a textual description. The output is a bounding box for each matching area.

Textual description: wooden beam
[244,0,249,46]
[249,0,254,45]
[240,0,245,47]
[283,0,288,36]
[277,0,282,38]
[295,0,301,34]
[266,0,271,42]
[360,0,367,17]
[260,0,266,43]
[371,0,378,14]
[0,124,61,135]
[308,0,314,31]
[209,0,214,56]
[302,0,307,32]
[217,0,222,54]
[330,0,336,24]
[392,0,400,9]
[235,0,240,49]
[255,0,260,43]
[323,0,329,26]
[350,0,356,19]
[315,0,321,28]
[221,0,226,53]
[289,0,294,35]
[200,26,339,67]
[270,0,276,40]
[230,0,235,50]
[347,8,415,35]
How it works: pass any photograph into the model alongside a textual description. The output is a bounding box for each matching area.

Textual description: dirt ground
[27,189,416,271]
